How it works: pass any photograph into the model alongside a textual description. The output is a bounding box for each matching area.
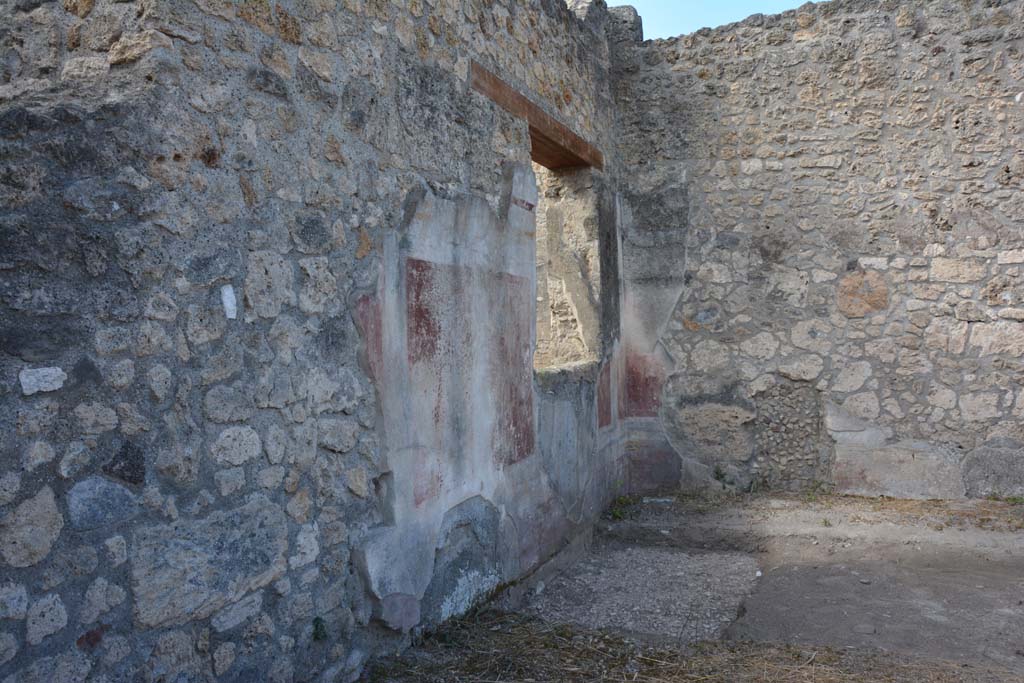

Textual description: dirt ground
[364,494,1024,682]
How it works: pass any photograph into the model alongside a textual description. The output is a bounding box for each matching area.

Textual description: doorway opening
[469,61,607,371]
[533,165,602,370]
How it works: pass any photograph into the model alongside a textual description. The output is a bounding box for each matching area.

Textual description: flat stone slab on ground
[727,559,1024,674]
[603,495,1024,675]
[526,545,758,644]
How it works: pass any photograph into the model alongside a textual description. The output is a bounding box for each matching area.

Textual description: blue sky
[618,0,804,39]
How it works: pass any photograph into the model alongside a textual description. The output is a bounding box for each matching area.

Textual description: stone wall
[0,0,628,681]
[8,0,1024,677]
[611,0,1024,497]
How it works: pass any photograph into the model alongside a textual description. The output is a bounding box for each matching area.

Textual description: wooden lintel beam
[469,61,604,171]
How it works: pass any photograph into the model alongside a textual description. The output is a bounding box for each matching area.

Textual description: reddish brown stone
[237,0,274,35]
[62,0,93,18]
[276,7,302,44]
[76,623,109,651]
[836,270,889,318]
[620,352,665,418]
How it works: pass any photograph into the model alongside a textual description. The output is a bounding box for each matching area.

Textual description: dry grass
[364,611,1019,683]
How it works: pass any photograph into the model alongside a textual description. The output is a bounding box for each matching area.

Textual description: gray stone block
[67,477,140,531]
[962,439,1024,499]
[834,441,965,500]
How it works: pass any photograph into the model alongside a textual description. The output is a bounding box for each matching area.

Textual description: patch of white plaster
[221,285,237,320]
[439,570,500,623]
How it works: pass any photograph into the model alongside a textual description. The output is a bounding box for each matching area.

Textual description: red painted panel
[413,457,442,507]
[405,258,468,460]
[621,351,664,418]
[406,258,441,364]
[627,447,681,495]
[488,271,535,465]
[354,294,383,384]
[597,361,612,428]
[403,257,533,470]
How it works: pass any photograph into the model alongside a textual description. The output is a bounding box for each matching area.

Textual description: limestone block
[79,578,126,624]
[767,266,809,307]
[220,285,238,320]
[0,487,63,567]
[842,392,880,421]
[318,418,359,453]
[824,402,890,448]
[791,320,833,353]
[968,321,1024,356]
[834,440,965,500]
[23,441,54,472]
[18,367,66,395]
[930,258,987,283]
[832,361,872,393]
[26,594,66,645]
[997,250,1024,264]
[60,56,108,81]
[108,30,172,65]
[954,301,988,321]
[211,426,262,465]
[244,251,296,319]
[289,524,319,569]
[924,318,968,354]
[739,333,778,361]
[73,402,118,434]
[210,592,262,632]
[214,468,245,496]
[958,393,1001,421]
[997,308,1024,321]
[346,466,370,498]
[690,339,730,370]
[927,385,957,410]
[777,354,823,381]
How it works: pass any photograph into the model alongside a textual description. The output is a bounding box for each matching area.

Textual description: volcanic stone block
[131,497,288,627]
[962,439,1024,499]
